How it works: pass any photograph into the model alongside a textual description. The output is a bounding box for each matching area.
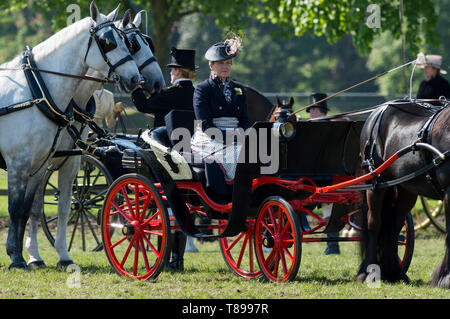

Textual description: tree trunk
[150,0,178,76]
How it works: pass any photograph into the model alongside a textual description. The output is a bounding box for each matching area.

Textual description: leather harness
[361,101,449,197]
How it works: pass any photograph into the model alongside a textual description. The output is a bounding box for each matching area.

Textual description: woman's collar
[173,78,191,85]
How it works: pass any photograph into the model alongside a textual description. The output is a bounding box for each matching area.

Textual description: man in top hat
[417,54,450,100]
[131,47,198,128]
[306,93,330,117]
[131,47,199,271]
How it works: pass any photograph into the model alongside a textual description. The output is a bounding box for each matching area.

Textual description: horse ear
[90,1,99,23]
[289,97,294,107]
[133,10,144,28]
[122,9,131,28]
[275,96,281,106]
[106,4,120,21]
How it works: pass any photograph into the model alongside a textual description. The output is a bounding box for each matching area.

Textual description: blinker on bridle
[84,20,134,79]
[121,25,158,72]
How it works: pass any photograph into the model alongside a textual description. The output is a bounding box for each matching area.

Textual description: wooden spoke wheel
[421,197,445,234]
[219,219,262,279]
[411,198,432,232]
[254,196,302,282]
[101,174,170,281]
[41,155,113,252]
[398,212,415,273]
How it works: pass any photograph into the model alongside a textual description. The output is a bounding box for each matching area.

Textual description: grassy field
[0,225,449,299]
[0,155,449,299]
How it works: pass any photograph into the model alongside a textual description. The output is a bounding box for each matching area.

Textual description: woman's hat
[205,36,243,62]
[417,54,447,74]
[307,93,329,113]
[167,47,199,70]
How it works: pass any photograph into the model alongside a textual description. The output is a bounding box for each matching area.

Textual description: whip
[289,53,426,119]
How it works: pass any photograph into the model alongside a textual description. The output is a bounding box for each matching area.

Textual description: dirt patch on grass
[0,217,8,230]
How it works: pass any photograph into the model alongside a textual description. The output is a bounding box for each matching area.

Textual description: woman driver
[191,35,251,200]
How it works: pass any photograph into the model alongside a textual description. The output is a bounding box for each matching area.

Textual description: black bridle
[121,24,158,72]
[84,20,135,78]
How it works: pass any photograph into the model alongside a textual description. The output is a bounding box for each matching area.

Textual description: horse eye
[98,30,117,53]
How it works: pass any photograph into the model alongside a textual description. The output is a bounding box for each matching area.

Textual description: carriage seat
[149,126,172,148]
[164,109,196,147]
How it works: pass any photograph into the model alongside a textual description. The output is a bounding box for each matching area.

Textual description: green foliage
[256,0,439,56]
[0,6,54,62]
[367,0,449,95]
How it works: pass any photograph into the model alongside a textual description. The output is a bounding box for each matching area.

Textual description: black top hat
[204,42,239,62]
[166,47,199,70]
[307,93,329,113]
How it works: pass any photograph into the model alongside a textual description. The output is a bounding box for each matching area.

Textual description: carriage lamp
[272,111,296,141]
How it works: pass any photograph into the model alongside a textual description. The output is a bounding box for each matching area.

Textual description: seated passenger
[191,34,250,199]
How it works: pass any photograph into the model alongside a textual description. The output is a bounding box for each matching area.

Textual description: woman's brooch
[234,87,243,95]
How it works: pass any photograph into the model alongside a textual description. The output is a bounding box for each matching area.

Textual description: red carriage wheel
[101,174,170,280]
[254,196,302,282]
[219,219,262,278]
[398,212,415,273]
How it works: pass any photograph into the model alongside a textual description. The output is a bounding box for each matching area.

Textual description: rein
[0,65,115,84]
[289,59,420,120]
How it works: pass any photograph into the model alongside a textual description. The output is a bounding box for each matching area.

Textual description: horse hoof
[8,262,28,270]
[355,273,367,283]
[430,274,450,289]
[28,260,47,270]
[57,260,74,268]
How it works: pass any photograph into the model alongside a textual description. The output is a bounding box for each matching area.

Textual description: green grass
[0,227,449,299]
[0,169,448,299]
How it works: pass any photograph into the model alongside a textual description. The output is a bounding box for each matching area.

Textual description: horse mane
[32,17,92,59]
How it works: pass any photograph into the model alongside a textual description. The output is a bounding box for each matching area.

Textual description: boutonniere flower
[235,87,243,95]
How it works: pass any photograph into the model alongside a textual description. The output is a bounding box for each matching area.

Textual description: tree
[4,0,258,69]
[4,0,440,72]
[255,0,439,55]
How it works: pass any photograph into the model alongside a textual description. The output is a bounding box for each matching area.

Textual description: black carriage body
[125,119,364,238]
[228,120,364,235]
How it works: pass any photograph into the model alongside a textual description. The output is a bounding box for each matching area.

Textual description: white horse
[25,9,164,268]
[0,2,142,269]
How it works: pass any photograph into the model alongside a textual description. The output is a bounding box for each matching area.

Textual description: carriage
[89,108,417,282]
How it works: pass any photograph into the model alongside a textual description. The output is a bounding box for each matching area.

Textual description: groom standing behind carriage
[131,47,199,271]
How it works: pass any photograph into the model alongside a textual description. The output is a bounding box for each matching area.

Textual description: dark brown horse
[357,101,449,288]
[243,86,274,123]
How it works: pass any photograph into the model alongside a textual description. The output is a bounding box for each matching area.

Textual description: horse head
[269,96,294,121]
[118,9,165,94]
[84,2,143,93]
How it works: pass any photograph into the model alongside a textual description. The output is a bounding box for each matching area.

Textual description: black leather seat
[164,110,195,146]
[149,126,172,148]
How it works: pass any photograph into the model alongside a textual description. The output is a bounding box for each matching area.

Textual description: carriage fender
[136,148,202,237]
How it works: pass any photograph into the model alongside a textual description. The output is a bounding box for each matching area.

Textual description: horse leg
[430,187,450,288]
[379,187,416,283]
[6,168,29,269]
[356,188,387,282]
[6,165,43,269]
[25,179,47,269]
[54,157,80,267]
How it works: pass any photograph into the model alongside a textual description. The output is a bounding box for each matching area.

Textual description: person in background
[132,47,199,271]
[92,83,124,129]
[307,93,340,255]
[416,54,450,100]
